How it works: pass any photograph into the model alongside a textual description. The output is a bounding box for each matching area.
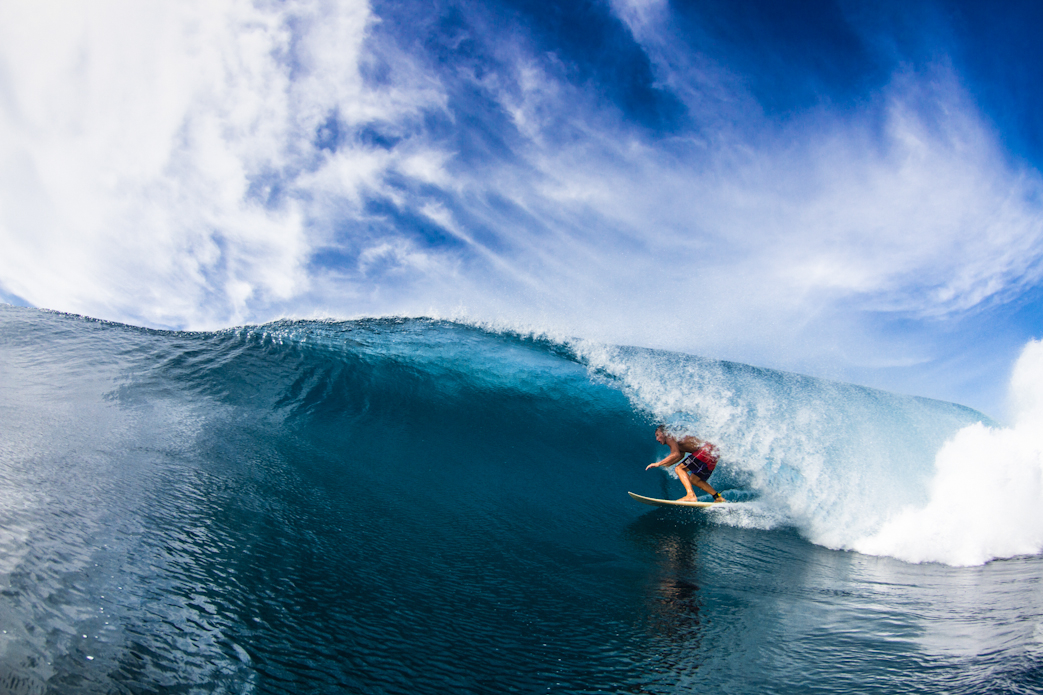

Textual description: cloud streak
[1,0,1042,413]
[0,0,443,326]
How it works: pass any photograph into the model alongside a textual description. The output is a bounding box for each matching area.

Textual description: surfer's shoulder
[676,435,702,450]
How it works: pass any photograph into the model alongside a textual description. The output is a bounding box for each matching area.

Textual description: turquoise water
[1,305,1041,693]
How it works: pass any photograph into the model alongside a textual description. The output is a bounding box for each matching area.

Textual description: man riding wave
[646,425,725,503]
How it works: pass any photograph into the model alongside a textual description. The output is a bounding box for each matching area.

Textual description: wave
[574,337,1043,566]
[3,305,1039,570]
[571,340,1009,565]
[7,304,1043,693]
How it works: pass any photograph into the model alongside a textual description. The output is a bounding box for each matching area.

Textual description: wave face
[2,305,1041,694]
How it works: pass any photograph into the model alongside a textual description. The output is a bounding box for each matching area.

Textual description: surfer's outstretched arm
[645,452,681,470]
[646,437,682,470]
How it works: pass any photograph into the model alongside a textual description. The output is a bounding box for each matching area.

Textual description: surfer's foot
[712,492,726,503]
[678,494,699,502]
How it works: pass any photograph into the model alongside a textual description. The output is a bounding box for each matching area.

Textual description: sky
[1,0,1042,419]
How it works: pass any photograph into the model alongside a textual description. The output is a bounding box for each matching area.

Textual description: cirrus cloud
[1,0,1042,415]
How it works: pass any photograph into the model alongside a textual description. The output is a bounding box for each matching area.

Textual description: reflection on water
[627,512,705,641]
[624,511,712,690]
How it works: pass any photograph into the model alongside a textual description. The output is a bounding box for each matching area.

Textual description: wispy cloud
[1,0,1041,413]
[0,0,443,327]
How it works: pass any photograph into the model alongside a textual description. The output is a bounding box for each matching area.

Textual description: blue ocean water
[1,304,1041,694]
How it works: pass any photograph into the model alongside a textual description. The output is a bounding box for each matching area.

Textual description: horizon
[2,0,1042,419]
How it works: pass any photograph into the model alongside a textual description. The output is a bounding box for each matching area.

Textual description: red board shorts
[677,450,717,482]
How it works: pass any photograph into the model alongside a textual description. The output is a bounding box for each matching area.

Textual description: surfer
[646,425,725,503]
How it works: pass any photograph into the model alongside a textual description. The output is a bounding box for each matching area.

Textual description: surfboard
[628,491,723,508]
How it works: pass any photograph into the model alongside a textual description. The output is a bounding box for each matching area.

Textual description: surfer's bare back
[646,425,725,503]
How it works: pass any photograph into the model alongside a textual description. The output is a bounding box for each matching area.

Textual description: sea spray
[572,339,990,557]
[854,339,1043,565]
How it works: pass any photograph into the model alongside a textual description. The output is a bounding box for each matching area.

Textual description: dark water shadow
[622,509,715,680]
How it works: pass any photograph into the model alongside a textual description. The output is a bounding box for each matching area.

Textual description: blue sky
[1,0,1042,418]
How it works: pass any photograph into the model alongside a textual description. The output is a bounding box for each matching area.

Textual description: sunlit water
[1,305,1041,693]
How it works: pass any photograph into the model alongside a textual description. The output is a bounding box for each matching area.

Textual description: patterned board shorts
[677,453,714,482]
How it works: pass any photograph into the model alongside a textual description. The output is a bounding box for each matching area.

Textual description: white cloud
[1,0,1042,414]
[416,28,1043,384]
[0,0,444,328]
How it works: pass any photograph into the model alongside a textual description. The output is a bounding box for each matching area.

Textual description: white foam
[853,340,1043,566]
[570,337,997,563]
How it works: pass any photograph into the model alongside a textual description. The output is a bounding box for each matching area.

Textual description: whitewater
[1,304,1041,693]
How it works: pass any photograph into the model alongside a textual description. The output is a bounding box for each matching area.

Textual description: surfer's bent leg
[678,459,723,501]
[690,475,722,501]
[674,464,699,501]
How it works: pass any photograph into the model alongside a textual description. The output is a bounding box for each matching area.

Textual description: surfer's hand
[645,462,658,470]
